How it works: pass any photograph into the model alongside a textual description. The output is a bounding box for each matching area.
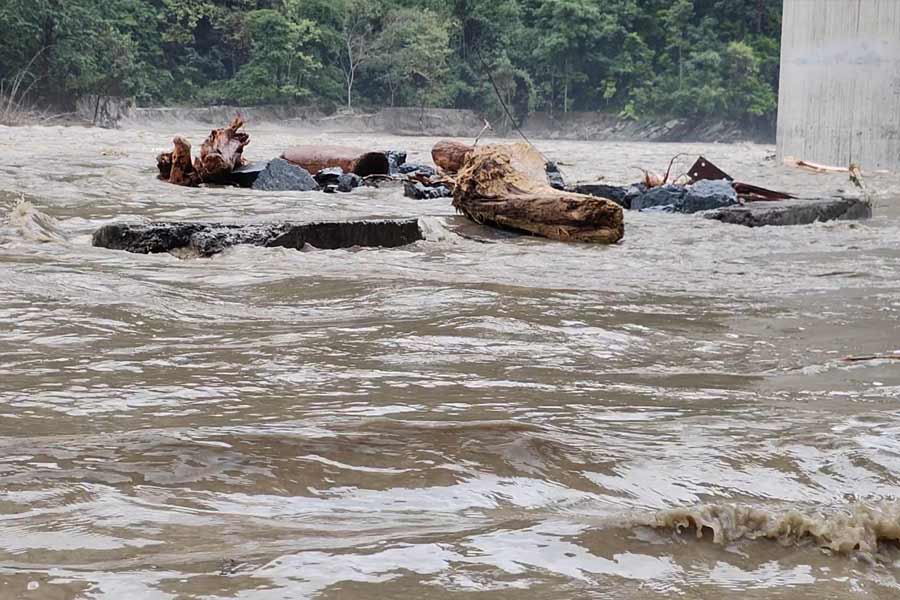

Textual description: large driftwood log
[452,143,624,244]
[194,116,250,183]
[432,140,473,173]
[281,145,389,177]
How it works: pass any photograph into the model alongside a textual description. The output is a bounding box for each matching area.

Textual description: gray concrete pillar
[776,0,900,171]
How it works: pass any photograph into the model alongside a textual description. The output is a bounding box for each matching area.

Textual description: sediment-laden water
[1,119,899,599]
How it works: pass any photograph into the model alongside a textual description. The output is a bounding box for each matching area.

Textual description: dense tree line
[0,0,782,126]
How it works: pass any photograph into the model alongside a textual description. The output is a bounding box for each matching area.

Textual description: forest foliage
[0,0,782,125]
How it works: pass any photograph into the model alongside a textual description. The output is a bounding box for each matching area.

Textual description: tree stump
[156,136,199,187]
[432,140,473,173]
[194,115,250,183]
[452,143,624,244]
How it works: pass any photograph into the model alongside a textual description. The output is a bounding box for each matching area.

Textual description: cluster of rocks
[399,162,454,200]
[573,179,739,213]
[232,158,368,193]
[229,149,460,200]
[572,178,872,226]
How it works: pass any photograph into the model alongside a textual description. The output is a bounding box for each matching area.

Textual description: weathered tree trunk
[452,143,624,244]
[281,145,389,177]
[432,140,473,173]
[194,115,250,183]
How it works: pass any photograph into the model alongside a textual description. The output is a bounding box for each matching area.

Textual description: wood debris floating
[844,354,900,363]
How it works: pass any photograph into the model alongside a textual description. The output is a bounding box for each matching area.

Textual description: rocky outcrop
[704,198,872,227]
[92,219,423,256]
[251,158,319,192]
[575,180,738,213]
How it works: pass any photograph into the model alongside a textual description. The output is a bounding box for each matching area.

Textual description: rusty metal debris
[688,156,794,202]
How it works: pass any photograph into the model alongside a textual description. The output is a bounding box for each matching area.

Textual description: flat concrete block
[92,219,423,256]
[704,197,872,227]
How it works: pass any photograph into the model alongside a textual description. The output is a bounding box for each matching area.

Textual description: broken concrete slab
[704,197,872,227]
[92,219,423,256]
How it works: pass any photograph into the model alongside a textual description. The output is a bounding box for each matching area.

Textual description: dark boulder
[252,158,319,192]
[631,184,686,212]
[230,161,269,188]
[624,183,648,208]
[572,183,630,208]
[398,163,436,177]
[338,172,362,192]
[629,180,738,214]
[384,150,407,174]
[545,162,567,191]
[682,179,738,212]
[314,166,344,187]
[314,167,362,192]
[403,181,452,200]
[92,219,424,256]
[704,198,872,227]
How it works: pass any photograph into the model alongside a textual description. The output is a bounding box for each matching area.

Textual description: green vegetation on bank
[0,0,782,126]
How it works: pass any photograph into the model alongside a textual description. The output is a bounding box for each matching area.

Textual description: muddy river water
[1,119,900,599]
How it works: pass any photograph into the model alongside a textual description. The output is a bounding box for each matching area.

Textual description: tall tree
[338,0,383,110]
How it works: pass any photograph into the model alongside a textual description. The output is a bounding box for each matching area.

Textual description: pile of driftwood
[153,116,625,245]
[157,116,250,186]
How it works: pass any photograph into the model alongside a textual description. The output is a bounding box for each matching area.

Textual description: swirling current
[1,119,900,599]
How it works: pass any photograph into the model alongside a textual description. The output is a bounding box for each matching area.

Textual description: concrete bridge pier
[776,0,900,171]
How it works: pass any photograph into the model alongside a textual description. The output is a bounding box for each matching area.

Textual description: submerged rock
[629,180,738,214]
[631,184,686,212]
[338,172,362,192]
[92,219,424,256]
[384,150,408,174]
[545,162,567,190]
[252,158,319,192]
[572,183,630,208]
[704,198,872,227]
[230,161,269,188]
[398,163,436,178]
[683,179,738,212]
[314,167,362,193]
[314,166,344,187]
[403,181,452,200]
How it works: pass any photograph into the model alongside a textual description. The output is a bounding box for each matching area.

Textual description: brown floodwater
[1,118,900,599]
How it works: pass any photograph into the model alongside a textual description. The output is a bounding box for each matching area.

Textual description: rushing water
[1,119,900,599]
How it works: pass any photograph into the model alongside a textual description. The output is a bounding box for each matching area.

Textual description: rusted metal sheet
[281,145,390,177]
[688,156,795,201]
